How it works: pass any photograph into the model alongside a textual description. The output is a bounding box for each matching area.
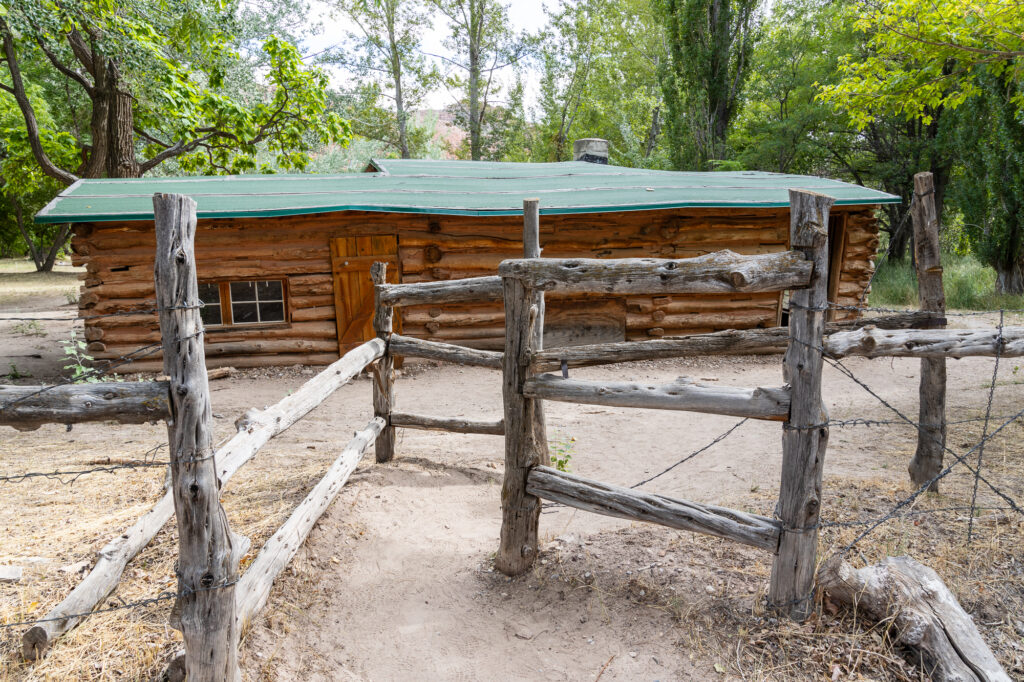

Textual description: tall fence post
[908,172,947,490]
[372,262,396,463]
[497,198,548,576]
[770,189,834,621]
[154,193,240,681]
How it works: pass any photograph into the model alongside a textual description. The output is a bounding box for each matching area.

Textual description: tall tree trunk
[995,254,1024,295]
[106,81,140,178]
[644,105,662,159]
[468,1,482,161]
[82,59,111,179]
[388,14,410,159]
[12,200,70,273]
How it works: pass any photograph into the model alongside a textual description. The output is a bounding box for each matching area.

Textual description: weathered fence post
[497,198,548,575]
[154,193,240,681]
[371,261,396,463]
[908,172,947,490]
[769,189,834,620]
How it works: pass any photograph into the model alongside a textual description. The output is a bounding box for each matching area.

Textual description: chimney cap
[573,138,609,164]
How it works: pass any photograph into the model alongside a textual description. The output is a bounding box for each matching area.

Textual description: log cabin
[37,146,898,371]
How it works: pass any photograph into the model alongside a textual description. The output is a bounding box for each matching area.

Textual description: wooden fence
[3,176,1020,676]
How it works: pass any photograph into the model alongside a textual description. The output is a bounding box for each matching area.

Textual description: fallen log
[235,418,384,630]
[526,466,780,551]
[818,556,1010,682]
[498,250,812,296]
[390,412,505,435]
[0,382,170,432]
[21,339,383,660]
[524,374,790,421]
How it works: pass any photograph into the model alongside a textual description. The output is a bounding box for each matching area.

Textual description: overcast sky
[299,0,551,110]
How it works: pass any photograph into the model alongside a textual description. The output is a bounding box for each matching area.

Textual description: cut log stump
[818,556,1010,682]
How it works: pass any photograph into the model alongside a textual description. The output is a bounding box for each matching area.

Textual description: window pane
[258,301,285,322]
[232,302,259,324]
[257,280,282,300]
[197,283,222,325]
[230,281,256,302]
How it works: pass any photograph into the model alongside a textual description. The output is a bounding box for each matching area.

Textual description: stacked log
[71,206,879,368]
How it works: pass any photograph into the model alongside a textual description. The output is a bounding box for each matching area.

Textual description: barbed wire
[0,443,168,485]
[968,310,1004,543]
[0,577,239,630]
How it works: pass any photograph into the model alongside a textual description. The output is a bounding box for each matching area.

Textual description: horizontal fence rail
[825,326,1024,359]
[390,412,505,435]
[529,313,938,372]
[526,466,781,551]
[388,334,503,368]
[376,275,503,307]
[0,381,170,431]
[498,250,812,296]
[523,375,790,421]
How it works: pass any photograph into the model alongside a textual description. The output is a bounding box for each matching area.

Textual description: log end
[22,626,50,661]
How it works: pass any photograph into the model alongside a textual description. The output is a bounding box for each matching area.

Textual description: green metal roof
[36,158,899,224]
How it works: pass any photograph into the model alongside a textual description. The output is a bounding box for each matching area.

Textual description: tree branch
[0,19,79,185]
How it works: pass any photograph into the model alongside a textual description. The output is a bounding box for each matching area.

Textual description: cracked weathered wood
[769,189,833,621]
[20,338,383,660]
[0,381,169,431]
[497,199,547,576]
[390,412,505,435]
[376,275,503,307]
[825,326,1024,359]
[497,250,812,295]
[236,418,384,630]
[819,556,1010,682]
[523,374,790,420]
[154,193,239,681]
[372,262,396,463]
[527,466,780,551]
[389,334,503,368]
[910,172,948,491]
[529,312,941,371]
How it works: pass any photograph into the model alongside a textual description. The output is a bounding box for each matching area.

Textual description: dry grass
[0,260,81,309]
[0,417,347,681]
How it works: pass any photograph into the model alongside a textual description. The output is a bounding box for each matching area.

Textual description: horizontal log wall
[72,206,879,367]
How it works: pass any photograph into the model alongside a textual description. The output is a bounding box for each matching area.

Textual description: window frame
[198,278,291,329]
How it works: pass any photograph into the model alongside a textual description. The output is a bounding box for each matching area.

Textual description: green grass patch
[0,258,82,308]
[869,252,1024,311]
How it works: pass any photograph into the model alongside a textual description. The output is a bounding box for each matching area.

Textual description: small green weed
[549,433,575,472]
[5,363,31,379]
[61,329,117,383]
[12,320,45,337]
[64,289,79,305]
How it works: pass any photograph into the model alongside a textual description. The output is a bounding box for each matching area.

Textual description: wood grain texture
[526,466,780,551]
[235,418,384,630]
[497,250,812,295]
[377,275,504,307]
[388,334,503,368]
[0,382,169,431]
[153,193,239,681]
[825,326,1024,359]
[390,412,505,435]
[524,374,790,420]
[769,190,834,621]
[819,556,1010,682]
[371,262,396,463]
[910,172,948,491]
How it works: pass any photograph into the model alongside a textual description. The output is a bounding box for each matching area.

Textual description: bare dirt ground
[1,265,1023,680]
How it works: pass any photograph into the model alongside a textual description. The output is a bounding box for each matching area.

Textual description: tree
[658,0,760,170]
[430,0,531,160]
[532,0,667,166]
[0,0,351,185]
[817,0,1023,279]
[331,0,439,158]
[953,74,1024,293]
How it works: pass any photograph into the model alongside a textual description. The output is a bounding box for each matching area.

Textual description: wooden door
[330,236,399,354]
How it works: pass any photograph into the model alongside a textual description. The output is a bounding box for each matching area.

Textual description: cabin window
[197,279,288,327]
